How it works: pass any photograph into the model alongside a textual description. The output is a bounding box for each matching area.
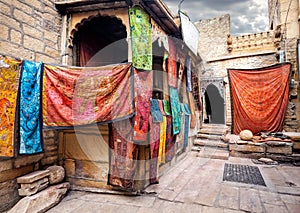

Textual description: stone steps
[196,147,229,160]
[194,139,228,148]
[194,124,230,160]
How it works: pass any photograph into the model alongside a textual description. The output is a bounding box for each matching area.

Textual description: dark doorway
[73,15,127,67]
[204,84,225,124]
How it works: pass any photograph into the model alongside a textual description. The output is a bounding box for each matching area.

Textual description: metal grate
[223,163,266,186]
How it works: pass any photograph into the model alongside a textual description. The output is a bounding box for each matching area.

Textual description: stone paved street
[48,152,300,213]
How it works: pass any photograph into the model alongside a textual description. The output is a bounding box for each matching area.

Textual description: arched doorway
[203,83,225,124]
[72,15,128,67]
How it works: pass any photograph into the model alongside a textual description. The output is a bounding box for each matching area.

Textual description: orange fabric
[228,63,291,135]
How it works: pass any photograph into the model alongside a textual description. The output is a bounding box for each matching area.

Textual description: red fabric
[108,119,138,190]
[43,63,133,127]
[228,63,291,135]
[149,115,160,184]
[168,38,177,87]
[133,69,153,141]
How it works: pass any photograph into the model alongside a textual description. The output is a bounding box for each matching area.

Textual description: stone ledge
[17,170,50,184]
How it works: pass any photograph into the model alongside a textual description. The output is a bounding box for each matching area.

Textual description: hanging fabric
[186,57,192,92]
[151,99,163,123]
[149,115,160,184]
[19,61,43,155]
[182,103,191,149]
[133,69,153,142]
[170,87,181,134]
[43,63,134,128]
[129,6,152,70]
[167,38,177,87]
[108,119,138,190]
[0,55,21,157]
[157,100,166,165]
[228,63,291,135]
[165,116,176,162]
[188,92,197,128]
[162,100,171,116]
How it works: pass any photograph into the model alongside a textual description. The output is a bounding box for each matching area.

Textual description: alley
[48,152,300,213]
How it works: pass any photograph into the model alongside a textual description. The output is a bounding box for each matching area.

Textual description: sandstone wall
[0,0,62,211]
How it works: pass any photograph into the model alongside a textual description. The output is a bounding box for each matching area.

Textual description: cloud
[163,0,269,35]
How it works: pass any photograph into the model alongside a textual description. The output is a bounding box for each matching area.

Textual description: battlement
[228,31,279,53]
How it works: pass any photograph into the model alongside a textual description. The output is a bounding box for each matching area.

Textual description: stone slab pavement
[47,152,300,213]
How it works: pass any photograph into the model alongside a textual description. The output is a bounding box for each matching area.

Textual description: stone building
[0,0,201,211]
[195,1,300,133]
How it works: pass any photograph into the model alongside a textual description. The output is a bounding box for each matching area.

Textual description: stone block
[266,144,292,155]
[230,150,265,159]
[266,141,287,146]
[8,182,70,213]
[229,143,265,153]
[0,180,18,196]
[0,165,34,183]
[266,154,294,162]
[293,141,300,149]
[75,160,108,181]
[14,154,44,169]
[17,170,49,184]
[46,166,65,185]
[18,177,49,196]
[236,140,248,145]
[0,159,13,172]
[41,156,58,166]
[64,159,75,177]
[284,132,300,141]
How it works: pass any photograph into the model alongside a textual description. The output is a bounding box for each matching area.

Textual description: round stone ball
[239,130,253,141]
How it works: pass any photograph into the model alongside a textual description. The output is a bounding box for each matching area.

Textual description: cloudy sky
[164,0,269,35]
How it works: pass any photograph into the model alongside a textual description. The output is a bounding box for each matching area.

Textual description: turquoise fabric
[170,87,181,135]
[19,60,43,154]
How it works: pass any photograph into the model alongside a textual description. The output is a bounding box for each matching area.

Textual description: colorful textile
[129,6,152,70]
[170,87,181,134]
[182,104,191,149]
[0,56,21,157]
[158,116,167,165]
[158,100,166,116]
[108,119,138,190]
[43,63,134,127]
[162,100,171,116]
[188,92,197,128]
[168,38,177,87]
[151,99,163,123]
[186,57,192,92]
[133,69,153,141]
[149,115,160,184]
[19,61,43,154]
[165,116,176,162]
[228,63,291,135]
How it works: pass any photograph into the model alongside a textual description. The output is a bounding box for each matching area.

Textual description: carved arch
[68,11,129,48]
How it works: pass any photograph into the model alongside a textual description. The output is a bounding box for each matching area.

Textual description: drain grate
[223,163,266,186]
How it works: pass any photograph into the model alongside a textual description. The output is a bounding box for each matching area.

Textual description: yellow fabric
[158,116,167,165]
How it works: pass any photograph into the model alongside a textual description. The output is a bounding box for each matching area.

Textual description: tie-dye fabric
[165,116,176,162]
[19,61,43,154]
[162,100,171,116]
[129,6,152,70]
[182,104,191,149]
[0,55,21,157]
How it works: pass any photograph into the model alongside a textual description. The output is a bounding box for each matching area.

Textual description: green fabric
[162,100,171,116]
[129,6,152,70]
[170,87,181,135]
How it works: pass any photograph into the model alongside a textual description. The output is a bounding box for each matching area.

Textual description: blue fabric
[151,99,163,122]
[19,60,43,154]
[183,115,190,149]
[181,103,191,115]
[170,87,181,135]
